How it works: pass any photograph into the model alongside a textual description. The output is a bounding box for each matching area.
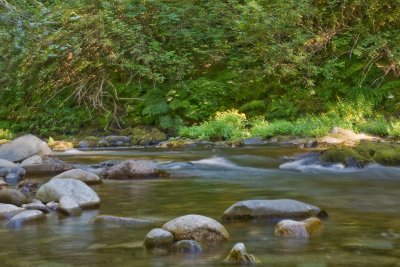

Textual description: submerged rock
[5,210,46,228]
[93,215,153,226]
[99,160,168,179]
[171,240,203,254]
[0,134,52,162]
[0,189,28,206]
[36,178,100,209]
[275,217,323,238]
[23,158,73,175]
[224,243,258,265]
[163,214,229,243]
[52,169,102,185]
[143,228,174,249]
[222,199,326,221]
[0,203,24,220]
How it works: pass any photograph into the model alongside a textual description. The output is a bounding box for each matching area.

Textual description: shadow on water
[1,147,399,266]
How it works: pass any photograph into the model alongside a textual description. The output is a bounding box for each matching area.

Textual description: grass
[0,128,13,140]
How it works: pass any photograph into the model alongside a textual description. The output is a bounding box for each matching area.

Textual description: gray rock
[224,243,258,265]
[92,215,153,226]
[77,141,90,149]
[23,158,73,175]
[222,199,326,221]
[95,160,122,168]
[143,228,174,249]
[5,210,46,228]
[21,155,43,166]
[0,189,28,206]
[46,201,59,211]
[0,179,7,187]
[163,214,229,243]
[99,160,168,180]
[243,137,264,146]
[0,134,52,162]
[97,136,131,147]
[52,169,102,185]
[171,240,203,253]
[275,217,323,238]
[36,178,100,209]
[4,167,26,185]
[0,159,17,168]
[0,203,24,220]
[21,202,48,213]
[59,196,81,216]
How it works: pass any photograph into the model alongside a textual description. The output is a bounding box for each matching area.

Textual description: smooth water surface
[1,146,399,266]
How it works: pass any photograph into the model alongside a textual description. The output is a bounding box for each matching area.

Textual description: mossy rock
[321,147,370,167]
[131,126,167,146]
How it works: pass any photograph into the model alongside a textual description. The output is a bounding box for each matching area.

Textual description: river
[0,146,399,266]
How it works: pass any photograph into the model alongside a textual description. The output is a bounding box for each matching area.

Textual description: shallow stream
[1,146,399,266]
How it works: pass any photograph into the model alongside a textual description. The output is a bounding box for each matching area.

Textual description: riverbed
[1,146,399,266]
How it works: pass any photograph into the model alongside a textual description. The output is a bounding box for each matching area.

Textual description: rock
[243,137,264,146]
[224,243,258,265]
[92,215,153,226]
[21,202,48,213]
[171,240,203,253]
[131,126,167,146]
[36,178,100,209]
[18,180,41,195]
[0,203,24,220]
[21,155,43,166]
[5,210,46,228]
[77,141,90,149]
[158,138,213,148]
[227,139,245,147]
[23,158,73,175]
[222,199,326,221]
[52,169,102,185]
[0,189,28,206]
[0,159,17,168]
[99,160,168,180]
[0,179,7,188]
[144,228,174,249]
[97,136,131,147]
[163,214,229,243]
[3,167,26,185]
[95,160,122,168]
[46,201,59,211]
[59,196,81,216]
[48,140,74,151]
[275,217,323,238]
[0,134,52,162]
[0,139,10,145]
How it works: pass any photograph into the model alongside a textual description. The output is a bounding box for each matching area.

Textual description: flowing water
[1,146,399,266]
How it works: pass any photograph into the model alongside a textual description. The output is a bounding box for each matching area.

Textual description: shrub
[357,118,390,136]
[0,128,13,140]
[389,121,400,139]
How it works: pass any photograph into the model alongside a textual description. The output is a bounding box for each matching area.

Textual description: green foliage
[0,128,13,140]
[357,118,390,136]
[179,109,247,141]
[389,121,400,139]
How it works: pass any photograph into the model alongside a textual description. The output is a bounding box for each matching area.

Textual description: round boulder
[0,203,24,220]
[21,155,43,166]
[224,243,258,265]
[222,199,326,221]
[52,169,102,185]
[5,210,46,228]
[23,158,73,175]
[99,160,168,180]
[275,217,323,238]
[162,214,229,243]
[35,178,100,209]
[0,134,52,162]
[144,228,174,249]
[0,159,17,168]
[59,196,82,216]
[0,189,28,206]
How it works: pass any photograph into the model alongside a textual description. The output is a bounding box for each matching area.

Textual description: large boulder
[59,196,81,216]
[52,169,102,185]
[0,189,28,206]
[224,243,258,265]
[275,217,323,238]
[0,134,52,162]
[131,126,167,146]
[143,228,174,249]
[222,199,326,221]
[5,210,46,228]
[35,178,100,209]
[23,158,73,175]
[99,160,168,179]
[0,203,24,220]
[162,214,229,243]
[97,136,131,147]
[92,215,153,226]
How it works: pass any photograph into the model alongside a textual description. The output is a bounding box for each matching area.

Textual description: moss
[131,126,167,146]
[321,147,370,167]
